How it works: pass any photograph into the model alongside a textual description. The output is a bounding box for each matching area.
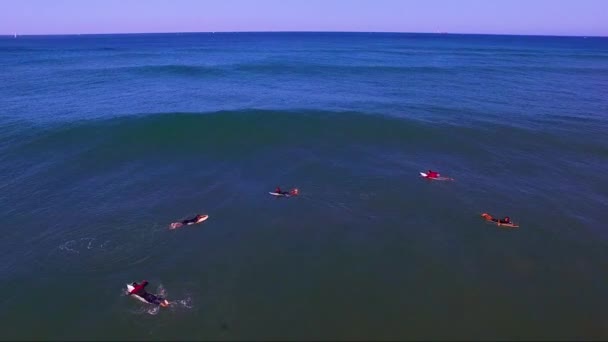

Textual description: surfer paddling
[274,186,299,196]
[425,170,440,179]
[420,170,454,181]
[481,213,519,228]
[170,214,209,229]
[128,280,170,307]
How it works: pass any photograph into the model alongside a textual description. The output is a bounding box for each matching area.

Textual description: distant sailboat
[14,33,17,38]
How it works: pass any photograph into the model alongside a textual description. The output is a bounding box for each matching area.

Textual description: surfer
[170,214,209,229]
[275,186,299,196]
[481,213,517,227]
[426,170,440,179]
[181,214,207,225]
[420,170,454,181]
[129,280,169,307]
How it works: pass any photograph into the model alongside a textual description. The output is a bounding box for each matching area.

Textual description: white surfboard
[269,192,290,197]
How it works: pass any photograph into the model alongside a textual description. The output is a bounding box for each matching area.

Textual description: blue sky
[1,0,606,36]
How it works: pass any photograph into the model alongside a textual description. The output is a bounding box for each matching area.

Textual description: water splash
[58,237,111,254]
[155,284,194,310]
[147,306,160,315]
[171,297,194,309]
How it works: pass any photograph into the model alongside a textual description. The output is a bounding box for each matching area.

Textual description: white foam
[173,297,194,309]
[147,306,160,315]
[57,237,111,254]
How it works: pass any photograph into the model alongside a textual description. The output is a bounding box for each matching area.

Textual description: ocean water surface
[1,32,608,340]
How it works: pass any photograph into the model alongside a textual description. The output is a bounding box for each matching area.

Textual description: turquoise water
[1,32,608,340]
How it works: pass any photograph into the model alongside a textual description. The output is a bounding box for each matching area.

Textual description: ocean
[1,32,607,340]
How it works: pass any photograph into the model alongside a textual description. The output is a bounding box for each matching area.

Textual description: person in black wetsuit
[275,186,299,196]
[498,216,511,224]
[170,214,208,229]
[481,213,512,225]
[181,214,205,225]
[129,280,169,307]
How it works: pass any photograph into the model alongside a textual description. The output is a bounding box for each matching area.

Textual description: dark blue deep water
[1,32,608,340]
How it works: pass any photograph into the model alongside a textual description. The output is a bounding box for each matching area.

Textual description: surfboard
[269,192,290,197]
[170,214,209,229]
[484,221,519,228]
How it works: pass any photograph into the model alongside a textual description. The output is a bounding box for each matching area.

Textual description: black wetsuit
[132,282,164,305]
[141,292,163,305]
[181,217,199,225]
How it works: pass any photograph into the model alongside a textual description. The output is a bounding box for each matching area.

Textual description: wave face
[1,33,608,340]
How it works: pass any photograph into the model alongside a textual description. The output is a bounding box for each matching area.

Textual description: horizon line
[2,30,606,38]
